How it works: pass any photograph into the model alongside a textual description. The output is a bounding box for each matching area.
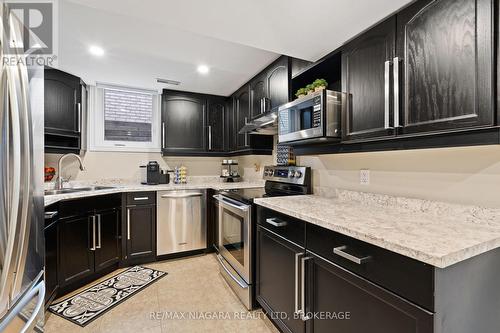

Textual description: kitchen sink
[44,186,116,196]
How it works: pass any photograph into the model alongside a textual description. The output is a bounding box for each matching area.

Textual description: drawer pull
[266,217,287,227]
[333,246,371,264]
[133,197,149,201]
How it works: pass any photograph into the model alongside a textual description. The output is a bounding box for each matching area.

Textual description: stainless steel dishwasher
[157,190,207,255]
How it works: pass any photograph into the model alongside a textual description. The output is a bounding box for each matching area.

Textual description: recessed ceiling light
[197,65,209,75]
[89,45,105,57]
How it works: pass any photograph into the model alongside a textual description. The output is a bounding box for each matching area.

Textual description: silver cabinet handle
[96,214,101,249]
[333,245,371,264]
[393,57,401,128]
[244,117,248,146]
[44,211,58,219]
[161,122,165,149]
[90,216,96,251]
[208,125,212,150]
[294,252,303,316]
[266,217,287,227]
[77,102,81,133]
[301,256,312,321]
[127,209,131,240]
[384,60,392,129]
[133,197,149,201]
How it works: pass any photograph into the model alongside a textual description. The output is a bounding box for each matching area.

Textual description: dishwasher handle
[160,193,203,199]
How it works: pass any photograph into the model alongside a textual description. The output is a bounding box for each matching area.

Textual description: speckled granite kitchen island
[254,190,500,268]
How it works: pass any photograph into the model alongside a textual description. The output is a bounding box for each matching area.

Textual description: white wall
[297,145,500,208]
[44,151,274,183]
[45,141,500,208]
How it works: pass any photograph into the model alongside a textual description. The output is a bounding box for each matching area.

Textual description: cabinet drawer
[256,206,305,247]
[307,223,434,311]
[126,192,156,205]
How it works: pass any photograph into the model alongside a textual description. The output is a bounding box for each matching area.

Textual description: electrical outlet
[359,169,370,185]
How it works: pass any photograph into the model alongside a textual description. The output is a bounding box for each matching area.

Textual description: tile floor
[44,254,279,333]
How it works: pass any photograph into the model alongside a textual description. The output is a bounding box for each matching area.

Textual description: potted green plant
[295,88,307,99]
[305,84,315,95]
[313,79,328,92]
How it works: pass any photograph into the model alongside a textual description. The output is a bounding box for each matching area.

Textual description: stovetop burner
[219,166,311,204]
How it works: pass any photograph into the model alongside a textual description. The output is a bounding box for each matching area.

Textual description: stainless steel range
[213,166,311,310]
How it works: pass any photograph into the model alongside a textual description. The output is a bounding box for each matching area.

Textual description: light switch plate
[360,169,370,185]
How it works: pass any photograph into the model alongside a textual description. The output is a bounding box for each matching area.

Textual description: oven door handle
[217,254,248,289]
[213,195,250,211]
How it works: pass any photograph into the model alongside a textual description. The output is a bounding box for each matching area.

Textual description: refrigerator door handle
[0,28,25,313]
[0,280,45,333]
[11,52,33,296]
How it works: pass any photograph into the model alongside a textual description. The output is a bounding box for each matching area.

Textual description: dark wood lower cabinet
[58,215,95,287]
[306,253,433,333]
[94,209,121,271]
[256,226,305,333]
[125,204,156,263]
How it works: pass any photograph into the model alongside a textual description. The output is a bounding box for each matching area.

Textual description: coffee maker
[140,161,163,185]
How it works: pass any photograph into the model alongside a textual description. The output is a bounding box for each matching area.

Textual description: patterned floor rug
[49,266,167,327]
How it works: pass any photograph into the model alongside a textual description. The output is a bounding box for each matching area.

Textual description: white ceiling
[59,0,413,96]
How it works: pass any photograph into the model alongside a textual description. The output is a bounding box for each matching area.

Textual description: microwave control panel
[313,95,322,128]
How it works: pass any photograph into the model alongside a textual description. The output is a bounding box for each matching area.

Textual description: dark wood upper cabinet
[207,97,225,152]
[250,74,266,118]
[266,57,289,111]
[45,68,81,134]
[307,253,433,333]
[234,85,251,150]
[94,209,120,271]
[396,0,494,134]
[162,92,206,153]
[44,67,85,154]
[342,17,397,141]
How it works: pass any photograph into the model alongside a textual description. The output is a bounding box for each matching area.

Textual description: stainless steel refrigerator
[0,3,46,332]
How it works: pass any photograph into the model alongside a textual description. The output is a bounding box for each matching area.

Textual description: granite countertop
[44,179,264,207]
[254,190,500,268]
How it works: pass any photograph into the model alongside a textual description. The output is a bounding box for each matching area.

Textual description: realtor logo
[2,1,55,55]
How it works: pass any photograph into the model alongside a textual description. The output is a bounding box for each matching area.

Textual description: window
[89,83,161,152]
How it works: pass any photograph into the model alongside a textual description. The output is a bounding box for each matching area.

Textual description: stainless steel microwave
[278,89,346,144]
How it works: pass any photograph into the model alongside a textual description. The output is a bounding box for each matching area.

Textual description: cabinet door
[234,86,251,150]
[250,74,266,118]
[126,205,156,261]
[342,17,396,141]
[94,209,120,272]
[207,98,225,152]
[162,94,206,152]
[256,226,305,333]
[58,216,94,286]
[44,68,81,134]
[266,57,289,111]
[45,221,58,304]
[307,253,433,333]
[397,0,493,134]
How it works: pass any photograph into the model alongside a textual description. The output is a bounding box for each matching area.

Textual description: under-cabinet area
[4,0,500,332]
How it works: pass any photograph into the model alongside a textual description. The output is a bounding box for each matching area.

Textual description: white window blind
[89,84,161,152]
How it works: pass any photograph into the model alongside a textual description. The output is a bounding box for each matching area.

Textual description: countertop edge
[254,198,500,269]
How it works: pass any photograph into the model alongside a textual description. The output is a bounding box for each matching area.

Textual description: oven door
[278,93,324,143]
[215,195,252,283]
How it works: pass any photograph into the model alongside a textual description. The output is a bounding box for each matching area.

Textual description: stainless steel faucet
[55,153,86,190]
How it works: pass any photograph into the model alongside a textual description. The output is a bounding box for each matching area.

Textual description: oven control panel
[263,166,310,185]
